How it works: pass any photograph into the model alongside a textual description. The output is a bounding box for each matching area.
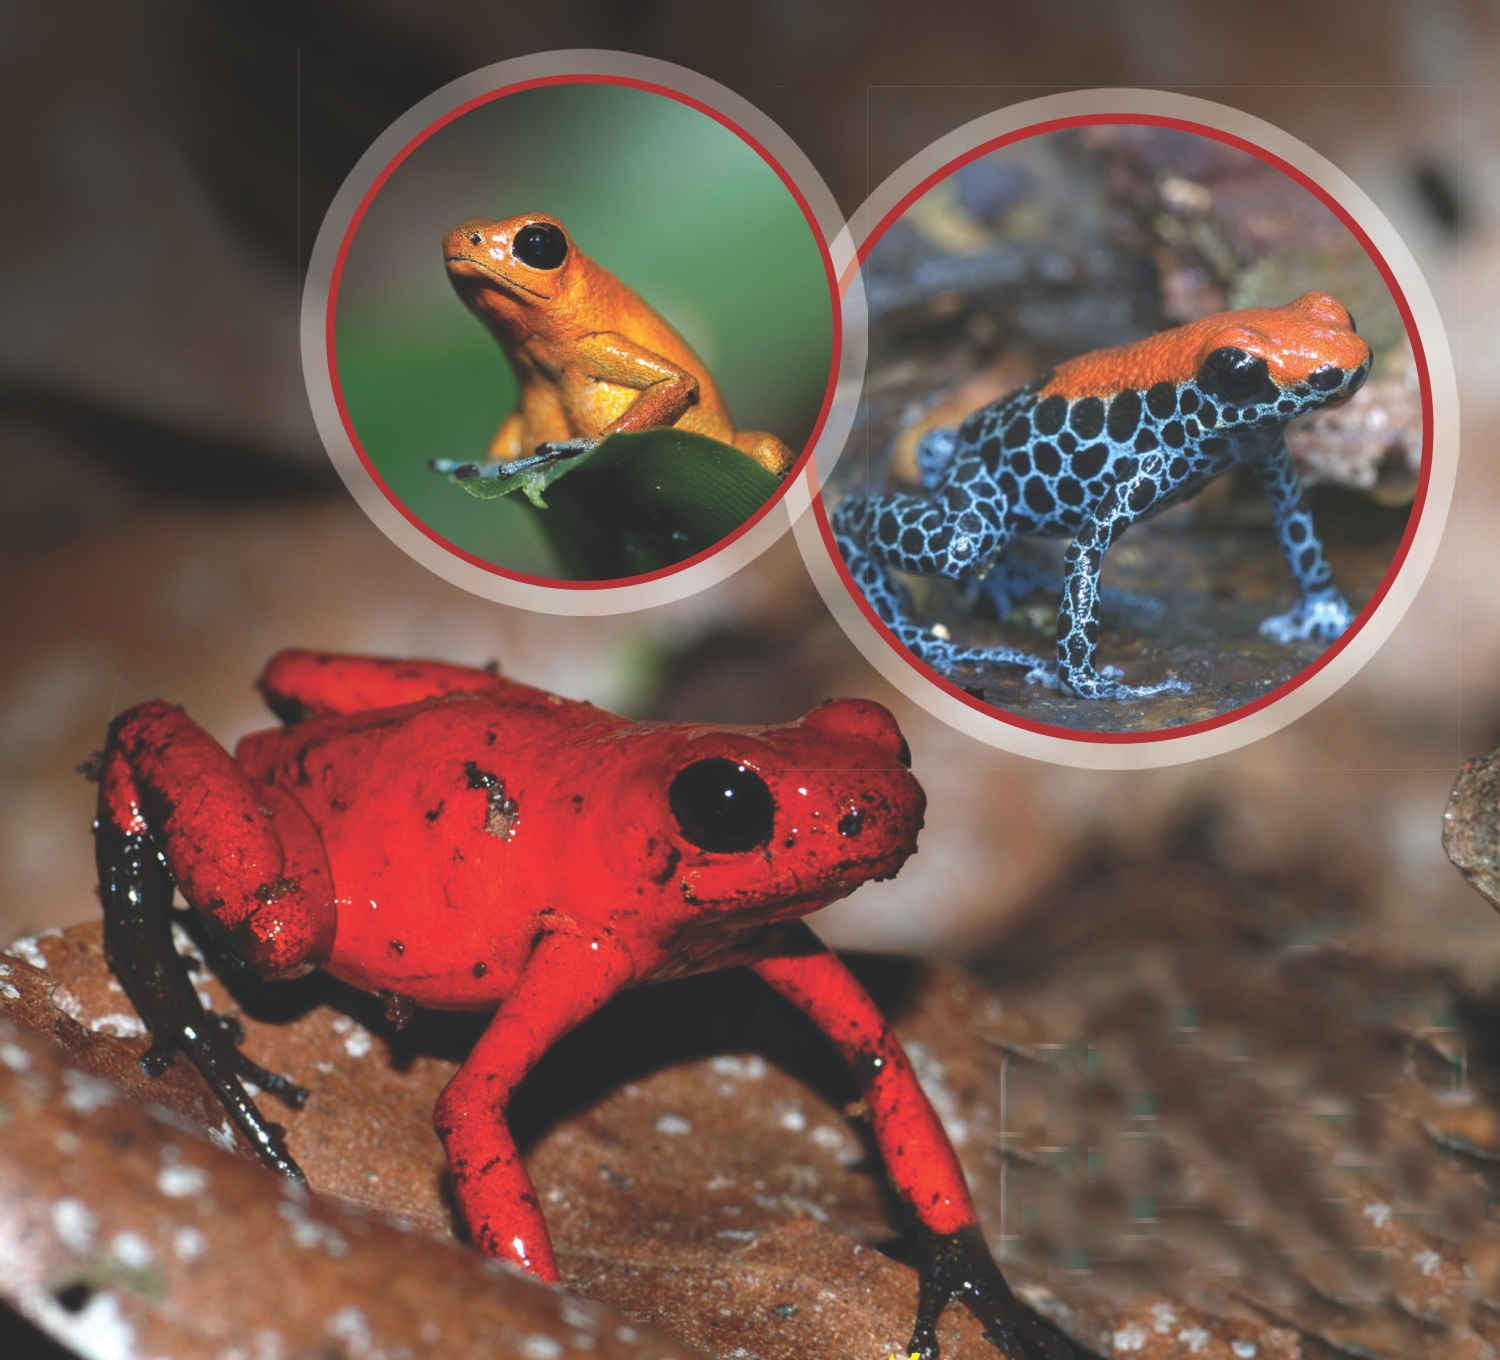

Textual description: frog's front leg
[832,491,1048,679]
[1249,438,1354,645]
[1050,464,1192,700]
[575,332,701,435]
[434,931,633,1276]
[96,701,337,1178]
[750,923,1069,1360]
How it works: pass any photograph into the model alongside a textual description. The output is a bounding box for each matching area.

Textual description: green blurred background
[333,81,835,578]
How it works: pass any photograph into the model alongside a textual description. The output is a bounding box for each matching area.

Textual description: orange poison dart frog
[93,651,1067,1360]
[834,292,1373,700]
[433,213,797,483]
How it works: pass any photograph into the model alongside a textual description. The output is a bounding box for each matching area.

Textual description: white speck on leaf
[778,1106,807,1132]
[326,1306,371,1356]
[1112,1325,1146,1352]
[209,1121,237,1152]
[110,1231,153,1270]
[63,1069,119,1113]
[52,1197,97,1253]
[0,982,18,1001]
[1363,1200,1393,1228]
[173,1225,206,1262]
[1232,1342,1259,1358]
[1413,1248,1442,1276]
[520,1335,562,1360]
[89,1013,148,1038]
[6,935,46,969]
[1,1041,32,1072]
[1151,1303,1177,1333]
[1179,1327,1210,1353]
[655,1113,692,1136]
[157,1162,209,1197]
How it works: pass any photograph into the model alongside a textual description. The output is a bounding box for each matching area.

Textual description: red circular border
[813,112,1433,746]
[325,74,842,591]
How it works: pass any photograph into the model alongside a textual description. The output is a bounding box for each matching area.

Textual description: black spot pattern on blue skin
[1070,397,1105,439]
[1073,444,1107,479]
[1108,390,1142,442]
[832,346,1362,698]
[1146,382,1177,419]
[1034,396,1067,435]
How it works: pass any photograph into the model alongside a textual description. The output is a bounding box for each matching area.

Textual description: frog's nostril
[669,758,774,853]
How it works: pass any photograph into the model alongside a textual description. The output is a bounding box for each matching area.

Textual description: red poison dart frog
[834,292,1372,700]
[94,651,1065,1360]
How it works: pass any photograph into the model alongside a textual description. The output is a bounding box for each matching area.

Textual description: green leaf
[445,445,597,508]
[436,428,784,579]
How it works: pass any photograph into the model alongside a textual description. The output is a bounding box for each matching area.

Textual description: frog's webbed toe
[1259,587,1353,645]
[908,1225,1074,1360]
[1060,663,1191,701]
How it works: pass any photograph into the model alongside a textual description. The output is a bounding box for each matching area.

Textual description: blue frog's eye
[512,223,568,270]
[670,758,775,853]
[1198,347,1271,403]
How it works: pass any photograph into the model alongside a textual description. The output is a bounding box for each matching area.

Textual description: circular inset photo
[305,56,840,602]
[805,96,1452,761]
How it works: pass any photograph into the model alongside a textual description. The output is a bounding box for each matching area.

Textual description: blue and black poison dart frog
[833,292,1374,700]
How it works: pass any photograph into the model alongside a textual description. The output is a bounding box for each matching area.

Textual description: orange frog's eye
[1348,311,1357,334]
[1198,346,1271,403]
[513,223,568,271]
[669,758,775,853]
[468,231,483,246]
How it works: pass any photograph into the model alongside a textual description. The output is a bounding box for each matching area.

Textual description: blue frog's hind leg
[831,491,1049,678]
[1249,438,1354,644]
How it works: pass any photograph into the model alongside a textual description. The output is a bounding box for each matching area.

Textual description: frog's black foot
[205,1011,308,1109]
[97,815,309,1183]
[907,1225,1073,1360]
[161,1011,309,1181]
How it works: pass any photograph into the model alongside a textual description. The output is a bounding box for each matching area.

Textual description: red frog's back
[233,676,922,1013]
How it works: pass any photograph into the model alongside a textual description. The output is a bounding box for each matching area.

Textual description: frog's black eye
[512,223,568,270]
[896,733,912,769]
[1198,347,1270,403]
[468,232,483,246]
[1347,311,1357,334]
[670,758,775,854]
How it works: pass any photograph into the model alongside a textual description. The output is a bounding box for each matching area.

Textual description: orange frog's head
[1046,292,1373,416]
[442,213,590,340]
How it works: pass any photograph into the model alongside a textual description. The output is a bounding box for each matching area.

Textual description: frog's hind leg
[732,429,797,477]
[1249,438,1354,644]
[96,700,336,1179]
[831,494,1048,678]
[258,650,507,722]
